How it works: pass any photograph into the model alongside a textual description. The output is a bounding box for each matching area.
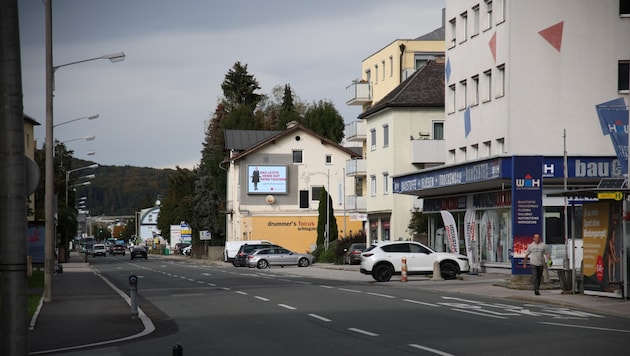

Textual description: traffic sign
[597,191,624,201]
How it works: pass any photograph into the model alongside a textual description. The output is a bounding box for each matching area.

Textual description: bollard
[401,257,408,282]
[129,275,138,319]
[431,260,444,281]
[173,343,183,356]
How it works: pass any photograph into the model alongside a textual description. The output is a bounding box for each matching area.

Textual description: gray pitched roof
[415,26,445,41]
[358,59,445,119]
[224,129,279,151]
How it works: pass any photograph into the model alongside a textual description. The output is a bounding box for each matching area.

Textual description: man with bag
[522,233,551,295]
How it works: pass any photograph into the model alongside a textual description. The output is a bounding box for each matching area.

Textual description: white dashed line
[338,288,361,293]
[451,308,509,319]
[308,314,331,322]
[221,287,231,291]
[367,292,395,299]
[235,291,248,295]
[207,283,216,287]
[348,328,378,337]
[409,344,455,355]
[278,304,297,310]
[403,299,440,307]
[540,322,630,333]
[319,285,334,289]
[255,296,270,302]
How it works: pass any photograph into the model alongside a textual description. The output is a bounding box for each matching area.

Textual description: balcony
[411,139,446,164]
[344,120,366,142]
[346,158,366,176]
[345,80,372,105]
[345,195,366,212]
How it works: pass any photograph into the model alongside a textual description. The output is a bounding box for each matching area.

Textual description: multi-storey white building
[394,0,629,297]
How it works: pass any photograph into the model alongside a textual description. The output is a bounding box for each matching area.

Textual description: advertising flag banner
[511,156,543,275]
[464,208,479,271]
[595,98,628,176]
[440,210,459,254]
[583,202,623,298]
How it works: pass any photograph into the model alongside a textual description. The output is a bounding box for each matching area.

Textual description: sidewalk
[29,251,150,355]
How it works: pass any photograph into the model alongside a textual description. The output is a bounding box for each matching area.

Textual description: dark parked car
[109,245,126,256]
[343,243,366,265]
[130,246,147,260]
[233,243,281,267]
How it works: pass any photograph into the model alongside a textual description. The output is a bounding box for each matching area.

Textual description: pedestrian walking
[522,233,551,295]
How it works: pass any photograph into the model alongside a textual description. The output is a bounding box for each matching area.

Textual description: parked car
[360,241,469,282]
[233,243,281,267]
[343,243,366,265]
[247,247,314,269]
[109,244,126,256]
[91,244,107,257]
[130,246,148,260]
[224,240,274,262]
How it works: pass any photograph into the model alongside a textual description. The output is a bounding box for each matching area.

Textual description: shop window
[621,0,630,16]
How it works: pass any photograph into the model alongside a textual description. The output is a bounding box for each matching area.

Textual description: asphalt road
[79,255,630,356]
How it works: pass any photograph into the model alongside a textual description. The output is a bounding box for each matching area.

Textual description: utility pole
[0,0,30,354]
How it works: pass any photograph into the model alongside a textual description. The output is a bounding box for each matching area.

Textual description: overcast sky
[19,0,444,169]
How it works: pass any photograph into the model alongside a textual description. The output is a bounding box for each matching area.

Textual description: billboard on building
[248,165,288,194]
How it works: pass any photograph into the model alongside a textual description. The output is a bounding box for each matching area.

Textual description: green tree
[157,167,196,242]
[220,61,262,111]
[302,100,345,143]
[275,84,301,130]
[408,208,428,235]
[316,187,338,248]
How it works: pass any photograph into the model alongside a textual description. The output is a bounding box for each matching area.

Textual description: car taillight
[362,253,374,257]
[248,255,254,259]
[352,250,361,255]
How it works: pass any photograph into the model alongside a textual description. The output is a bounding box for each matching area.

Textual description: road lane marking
[255,296,270,302]
[403,299,440,307]
[207,283,216,287]
[409,344,455,356]
[451,308,509,319]
[348,328,378,337]
[187,278,195,282]
[171,293,205,297]
[319,285,334,289]
[367,292,395,299]
[197,281,204,284]
[540,322,630,333]
[201,273,212,276]
[235,291,248,295]
[338,288,362,293]
[308,314,331,322]
[278,304,297,310]
[295,280,311,285]
[221,287,231,291]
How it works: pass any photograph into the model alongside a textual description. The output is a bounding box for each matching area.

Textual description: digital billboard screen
[248,165,288,194]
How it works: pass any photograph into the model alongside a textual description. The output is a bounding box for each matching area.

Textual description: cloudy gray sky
[19,0,444,169]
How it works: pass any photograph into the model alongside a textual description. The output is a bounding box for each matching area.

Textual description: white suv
[360,241,470,282]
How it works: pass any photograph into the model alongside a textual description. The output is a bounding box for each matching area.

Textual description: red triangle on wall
[538,21,564,52]
[488,32,497,62]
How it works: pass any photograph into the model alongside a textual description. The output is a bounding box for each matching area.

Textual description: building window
[375,64,379,84]
[472,5,480,37]
[459,79,468,110]
[448,149,456,164]
[460,11,468,43]
[471,75,480,106]
[365,69,371,84]
[370,175,377,196]
[471,144,479,159]
[484,0,493,30]
[621,0,630,16]
[299,190,309,208]
[383,172,389,195]
[292,150,303,163]
[495,0,506,23]
[382,60,386,81]
[449,18,457,48]
[619,61,629,91]
[482,69,492,102]
[389,56,394,77]
[433,121,444,140]
[311,186,323,201]
[370,129,377,150]
[448,84,456,113]
[459,147,467,161]
[383,124,389,147]
[496,64,505,98]
[483,141,491,156]
[496,138,505,154]
[415,54,435,71]
[325,154,333,165]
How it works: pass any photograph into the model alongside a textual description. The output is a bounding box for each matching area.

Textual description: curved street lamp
[53,113,99,128]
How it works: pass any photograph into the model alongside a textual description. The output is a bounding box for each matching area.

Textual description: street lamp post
[44,0,125,302]
[65,165,97,204]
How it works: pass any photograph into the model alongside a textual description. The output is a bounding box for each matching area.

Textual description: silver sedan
[247,247,314,269]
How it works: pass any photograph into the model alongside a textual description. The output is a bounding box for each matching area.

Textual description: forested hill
[75,159,175,216]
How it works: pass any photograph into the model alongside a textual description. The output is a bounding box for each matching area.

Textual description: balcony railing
[345,81,372,105]
[344,120,366,142]
[411,139,446,164]
[346,158,366,176]
[345,195,366,212]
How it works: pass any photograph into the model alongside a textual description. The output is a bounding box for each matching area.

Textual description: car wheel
[440,261,459,280]
[257,260,269,269]
[373,264,394,282]
[298,258,310,267]
[232,260,239,267]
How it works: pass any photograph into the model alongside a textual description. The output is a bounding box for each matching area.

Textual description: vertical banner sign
[440,210,459,254]
[464,209,479,271]
[511,156,543,275]
[583,202,623,297]
[595,98,629,176]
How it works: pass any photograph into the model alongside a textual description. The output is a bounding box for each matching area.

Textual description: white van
[224,240,273,262]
